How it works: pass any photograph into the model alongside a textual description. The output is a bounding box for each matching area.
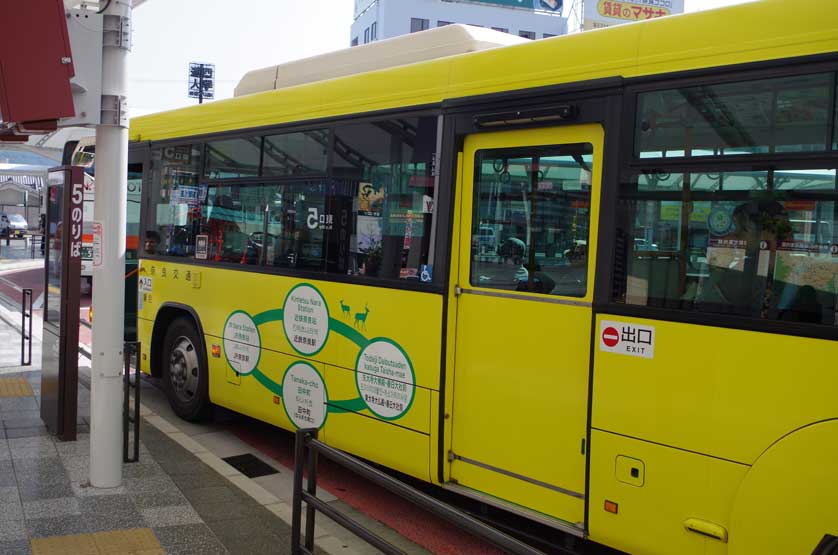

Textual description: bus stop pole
[90,0,132,488]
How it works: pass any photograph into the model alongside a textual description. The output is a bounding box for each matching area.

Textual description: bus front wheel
[161,317,210,421]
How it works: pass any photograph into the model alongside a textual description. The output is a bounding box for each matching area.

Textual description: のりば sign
[599,320,655,359]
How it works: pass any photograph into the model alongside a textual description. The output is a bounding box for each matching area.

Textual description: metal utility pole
[90,0,131,488]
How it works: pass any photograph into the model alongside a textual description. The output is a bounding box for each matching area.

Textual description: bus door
[448,124,603,530]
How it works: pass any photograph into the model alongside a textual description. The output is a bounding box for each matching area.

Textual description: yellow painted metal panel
[449,456,586,529]
[138,259,441,479]
[593,313,838,465]
[209,347,313,434]
[588,429,747,555]
[449,124,603,526]
[439,152,465,487]
[326,410,431,482]
[130,0,838,143]
[137,317,153,375]
[326,364,431,434]
[138,261,442,389]
[728,420,838,555]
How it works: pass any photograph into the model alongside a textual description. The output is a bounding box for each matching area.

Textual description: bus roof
[129,0,838,143]
[234,24,527,98]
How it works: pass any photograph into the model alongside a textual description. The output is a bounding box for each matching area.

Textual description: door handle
[683,518,728,543]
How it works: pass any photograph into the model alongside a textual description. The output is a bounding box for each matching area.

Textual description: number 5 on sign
[307,207,319,229]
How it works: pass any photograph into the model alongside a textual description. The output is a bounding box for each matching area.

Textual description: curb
[0,305,351,554]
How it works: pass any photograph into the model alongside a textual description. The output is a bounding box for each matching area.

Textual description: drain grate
[222,453,280,478]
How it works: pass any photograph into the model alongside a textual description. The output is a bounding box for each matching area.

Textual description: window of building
[543,33,557,38]
[364,27,370,44]
[371,22,378,41]
[205,138,262,179]
[470,143,593,297]
[262,130,329,177]
[491,27,509,33]
[351,37,359,47]
[438,20,453,27]
[519,30,536,40]
[410,18,430,33]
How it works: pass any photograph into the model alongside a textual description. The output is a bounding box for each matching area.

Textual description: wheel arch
[728,418,838,555]
[150,302,208,380]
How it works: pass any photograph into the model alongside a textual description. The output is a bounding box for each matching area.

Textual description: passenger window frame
[609,64,838,338]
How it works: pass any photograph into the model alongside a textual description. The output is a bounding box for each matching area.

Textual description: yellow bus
[129,2,838,553]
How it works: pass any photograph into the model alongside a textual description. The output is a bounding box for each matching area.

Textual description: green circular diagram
[223,310,261,376]
[355,338,415,420]
[281,361,329,430]
[282,283,331,357]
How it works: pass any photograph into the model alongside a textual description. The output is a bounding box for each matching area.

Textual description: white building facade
[351,0,567,46]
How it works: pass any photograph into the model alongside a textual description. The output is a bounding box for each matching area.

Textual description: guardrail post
[291,429,306,555]
[122,342,141,463]
[20,288,32,366]
[304,429,318,554]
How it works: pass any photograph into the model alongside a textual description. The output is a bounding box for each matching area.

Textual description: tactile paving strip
[31,528,163,555]
[0,376,33,397]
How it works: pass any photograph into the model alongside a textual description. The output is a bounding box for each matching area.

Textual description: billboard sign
[457,0,563,12]
[584,0,683,30]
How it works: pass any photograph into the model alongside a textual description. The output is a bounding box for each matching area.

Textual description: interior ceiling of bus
[129,0,838,143]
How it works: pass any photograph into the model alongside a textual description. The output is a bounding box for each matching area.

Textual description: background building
[351,0,566,46]
[577,0,685,31]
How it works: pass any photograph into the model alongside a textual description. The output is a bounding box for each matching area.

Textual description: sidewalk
[0,237,42,273]
[0,301,433,555]
[0,325,303,554]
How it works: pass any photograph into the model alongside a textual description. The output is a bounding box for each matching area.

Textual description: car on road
[0,213,28,238]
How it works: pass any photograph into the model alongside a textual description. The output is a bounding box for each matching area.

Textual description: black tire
[161,316,210,421]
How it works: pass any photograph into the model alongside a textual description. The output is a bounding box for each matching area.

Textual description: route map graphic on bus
[216,283,416,429]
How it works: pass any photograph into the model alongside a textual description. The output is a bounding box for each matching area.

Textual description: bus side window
[469,143,593,297]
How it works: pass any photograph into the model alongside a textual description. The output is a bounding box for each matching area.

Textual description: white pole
[90,0,131,488]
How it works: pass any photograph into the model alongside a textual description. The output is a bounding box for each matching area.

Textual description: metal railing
[20,288,32,366]
[122,341,141,463]
[291,428,547,555]
[0,275,34,367]
[29,233,45,259]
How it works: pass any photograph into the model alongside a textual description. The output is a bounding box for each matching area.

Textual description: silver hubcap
[169,336,199,403]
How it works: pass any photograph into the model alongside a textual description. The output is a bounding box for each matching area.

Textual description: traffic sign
[188,62,215,102]
[602,326,619,348]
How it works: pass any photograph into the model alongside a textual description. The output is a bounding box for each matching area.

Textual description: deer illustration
[354,304,370,330]
[339,299,351,319]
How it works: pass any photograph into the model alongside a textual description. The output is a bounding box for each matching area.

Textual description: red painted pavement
[0,267,91,346]
[233,424,506,555]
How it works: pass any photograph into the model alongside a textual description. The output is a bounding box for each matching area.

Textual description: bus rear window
[612,168,838,326]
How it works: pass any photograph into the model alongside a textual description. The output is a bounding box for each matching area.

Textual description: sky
[128,0,755,118]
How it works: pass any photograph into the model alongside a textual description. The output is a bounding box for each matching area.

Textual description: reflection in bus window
[637,73,834,159]
[143,116,439,283]
[614,168,838,325]
[262,130,329,176]
[469,143,593,297]
[205,138,262,179]
[331,117,438,281]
